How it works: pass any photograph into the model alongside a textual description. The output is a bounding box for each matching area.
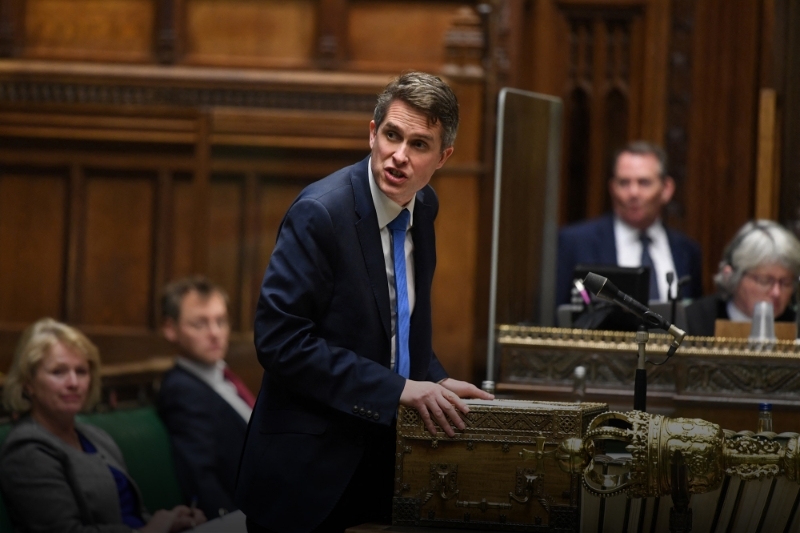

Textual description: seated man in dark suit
[557,141,703,306]
[157,276,255,520]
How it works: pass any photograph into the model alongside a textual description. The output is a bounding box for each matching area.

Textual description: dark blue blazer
[556,214,703,306]
[157,365,248,520]
[235,156,448,532]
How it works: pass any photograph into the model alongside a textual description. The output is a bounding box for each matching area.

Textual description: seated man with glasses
[685,220,800,336]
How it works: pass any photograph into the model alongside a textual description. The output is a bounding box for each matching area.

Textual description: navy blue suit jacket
[235,156,448,532]
[556,214,703,306]
[157,365,248,520]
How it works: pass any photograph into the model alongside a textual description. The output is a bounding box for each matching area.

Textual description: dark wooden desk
[497,326,800,432]
[347,525,484,533]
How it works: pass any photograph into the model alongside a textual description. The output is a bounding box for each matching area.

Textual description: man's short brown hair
[373,71,460,149]
[161,276,229,322]
[612,140,668,180]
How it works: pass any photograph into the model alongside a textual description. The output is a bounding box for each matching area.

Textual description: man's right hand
[399,380,470,437]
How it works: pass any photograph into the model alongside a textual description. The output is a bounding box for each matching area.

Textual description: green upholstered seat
[77,407,184,512]
[0,406,183,531]
[0,422,11,532]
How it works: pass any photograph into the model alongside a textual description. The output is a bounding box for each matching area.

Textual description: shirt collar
[176,356,225,384]
[726,300,752,322]
[614,216,665,242]
[368,157,415,230]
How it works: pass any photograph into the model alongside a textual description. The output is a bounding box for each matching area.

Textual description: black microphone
[583,272,686,356]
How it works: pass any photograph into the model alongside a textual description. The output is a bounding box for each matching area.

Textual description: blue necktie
[640,232,659,301]
[388,209,411,379]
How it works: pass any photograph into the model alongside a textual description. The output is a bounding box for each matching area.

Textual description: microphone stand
[582,272,687,413]
[634,324,649,412]
[666,272,676,326]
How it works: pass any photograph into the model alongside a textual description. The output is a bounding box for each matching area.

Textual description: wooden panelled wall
[0,0,486,392]
[0,0,796,388]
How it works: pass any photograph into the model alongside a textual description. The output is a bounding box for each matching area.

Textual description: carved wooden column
[663,0,694,229]
[560,6,643,222]
[0,0,22,58]
[437,6,487,383]
[316,0,348,69]
[776,0,800,235]
[155,0,179,64]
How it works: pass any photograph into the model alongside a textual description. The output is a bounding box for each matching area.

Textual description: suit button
[359,408,366,416]
[373,413,380,420]
[367,410,372,417]
[352,405,359,413]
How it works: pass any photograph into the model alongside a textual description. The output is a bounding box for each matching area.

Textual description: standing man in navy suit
[236,72,493,533]
[157,276,255,521]
[556,141,703,306]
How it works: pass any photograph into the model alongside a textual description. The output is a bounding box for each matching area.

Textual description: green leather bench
[0,406,183,531]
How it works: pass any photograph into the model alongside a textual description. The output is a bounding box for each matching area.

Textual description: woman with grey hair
[685,220,800,336]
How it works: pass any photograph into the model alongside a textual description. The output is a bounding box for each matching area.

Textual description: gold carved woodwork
[394,401,606,529]
[497,326,800,404]
[559,410,800,500]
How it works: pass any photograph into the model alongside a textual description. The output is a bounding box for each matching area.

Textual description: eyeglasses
[744,272,798,291]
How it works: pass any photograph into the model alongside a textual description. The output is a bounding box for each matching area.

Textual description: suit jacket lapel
[352,158,392,341]
[411,188,435,297]
[665,228,687,277]
[599,214,618,263]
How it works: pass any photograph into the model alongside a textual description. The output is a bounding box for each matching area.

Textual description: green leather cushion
[0,422,10,532]
[77,407,184,512]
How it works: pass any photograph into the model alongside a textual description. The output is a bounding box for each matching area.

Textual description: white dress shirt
[614,217,677,302]
[368,158,416,372]
[726,301,751,322]
[175,357,253,422]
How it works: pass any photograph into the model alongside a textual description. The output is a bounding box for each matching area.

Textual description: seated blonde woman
[685,220,800,336]
[0,318,206,533]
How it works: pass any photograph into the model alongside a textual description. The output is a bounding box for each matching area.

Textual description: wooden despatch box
[393,400,607,532]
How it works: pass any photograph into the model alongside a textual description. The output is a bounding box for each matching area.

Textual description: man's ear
[661,176,676,204]
[436,146,454,169]
[162,318,178,342]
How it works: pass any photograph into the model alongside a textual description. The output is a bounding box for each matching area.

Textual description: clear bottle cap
[759,402,773,411]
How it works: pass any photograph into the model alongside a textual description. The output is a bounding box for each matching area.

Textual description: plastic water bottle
[757,402,773,433]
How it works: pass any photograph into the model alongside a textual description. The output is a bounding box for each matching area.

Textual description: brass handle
[455,498,512,511]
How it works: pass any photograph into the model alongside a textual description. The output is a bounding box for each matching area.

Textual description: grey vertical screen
[486,88,562,383]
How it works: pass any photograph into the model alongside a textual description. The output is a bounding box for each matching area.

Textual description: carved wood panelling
[183,0,317,69]
[683,0,763,295]
[81,175,156,327]
[0,172,67,324]
[663,0,693,228]
[24,0,155,63]
[0,2,488,385]
[497,327,800,434]
[560,6,642,223]
[0,79,380,112]
[347,1,459,73]
[777,0,800,235]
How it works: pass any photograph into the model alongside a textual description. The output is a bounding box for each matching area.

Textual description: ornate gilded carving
[396,400,606,442]
[442,6,484,77]
[498,326,800,403]
[560,410,800,500]
[394,401,606,529]
[723,433,782,480]
[0,81,377,112]
[430,463,459,500]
